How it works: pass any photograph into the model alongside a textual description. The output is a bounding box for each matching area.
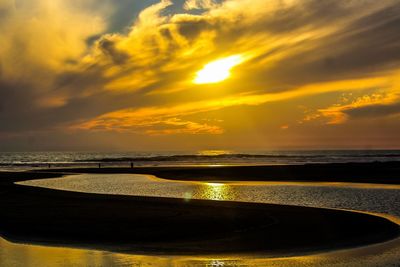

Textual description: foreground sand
[0,166,399,255]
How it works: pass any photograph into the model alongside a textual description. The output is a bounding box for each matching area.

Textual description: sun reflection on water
[193,182,237,201]
[196,150,233,156]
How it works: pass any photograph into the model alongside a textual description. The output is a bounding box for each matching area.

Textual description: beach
[1,163,400,258]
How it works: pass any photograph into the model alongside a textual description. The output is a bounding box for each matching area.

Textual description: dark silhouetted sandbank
[32,161,400,184]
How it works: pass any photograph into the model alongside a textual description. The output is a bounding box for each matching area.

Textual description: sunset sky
[1,0,400,151]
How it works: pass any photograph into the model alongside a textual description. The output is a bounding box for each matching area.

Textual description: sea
[0,150,400,170]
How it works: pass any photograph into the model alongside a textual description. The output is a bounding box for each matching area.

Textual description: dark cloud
[175,16,212,40]
[0,80,42,131]
[345,101,400,119]
[265,2,400,85]
[254,0,354,33]
[97,38,130,64]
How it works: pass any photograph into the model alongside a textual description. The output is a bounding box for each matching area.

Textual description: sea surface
[1,150,400,170]
[1,173,399,267]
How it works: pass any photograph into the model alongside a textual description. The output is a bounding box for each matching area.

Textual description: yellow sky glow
[194,55,244,84]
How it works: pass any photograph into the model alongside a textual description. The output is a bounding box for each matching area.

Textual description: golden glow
[194,55,244,84]
[197,150,233,156]
[193,182,236,201]
[73,76,391,135]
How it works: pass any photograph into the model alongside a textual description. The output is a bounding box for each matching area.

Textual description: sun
[194,55,244,84]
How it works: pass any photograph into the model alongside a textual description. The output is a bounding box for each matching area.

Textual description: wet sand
[0,166,399,255]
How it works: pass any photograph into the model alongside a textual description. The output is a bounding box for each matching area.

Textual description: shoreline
[0,167,400,255]
[26,161,400,184]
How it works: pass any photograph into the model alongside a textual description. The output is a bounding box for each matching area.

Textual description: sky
[0,0,400,151]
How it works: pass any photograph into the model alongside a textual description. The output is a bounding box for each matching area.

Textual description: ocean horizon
[1,150,400,170]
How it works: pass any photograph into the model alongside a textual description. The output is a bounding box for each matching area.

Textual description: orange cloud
[303,75,400,124]
[145,118,224,135]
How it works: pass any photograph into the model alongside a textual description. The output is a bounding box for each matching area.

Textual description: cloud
[2,0,400,149]
[0,0,108,80]
[0,0,111,131]
[83,0,400,95]
[144,118,224,135]
[72,105,225,135]
[183,0,220,10]
[346,102,400,118]
[304,80,400,124]
[318,93,400,124]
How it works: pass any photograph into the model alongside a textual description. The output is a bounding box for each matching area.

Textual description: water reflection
[193,182,237,201]
[196,150,233,156]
